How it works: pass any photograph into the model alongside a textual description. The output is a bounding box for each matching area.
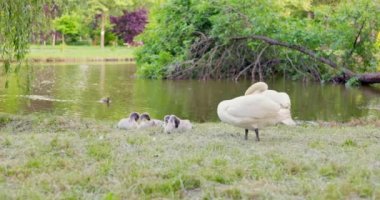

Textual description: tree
[136,0,380,85]
[53,14,82,44]
[88,0,129,48]
[110,9,148,44]
[87,0,159,48]
[43,2,60,46]
[41,0,78,46]
[0,0,45,72]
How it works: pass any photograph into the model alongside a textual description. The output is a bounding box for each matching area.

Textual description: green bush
[136,0,380,80]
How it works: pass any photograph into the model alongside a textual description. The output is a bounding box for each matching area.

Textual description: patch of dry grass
[0,113,379,199]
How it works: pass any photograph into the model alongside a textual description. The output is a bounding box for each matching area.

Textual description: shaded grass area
[0,113,379,199]
[26,45,135,60]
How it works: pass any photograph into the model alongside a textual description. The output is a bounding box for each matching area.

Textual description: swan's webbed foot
[245,129,248,140]
[255,128,260,141]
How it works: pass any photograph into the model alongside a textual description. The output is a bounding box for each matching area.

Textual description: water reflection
[0,63,379,122]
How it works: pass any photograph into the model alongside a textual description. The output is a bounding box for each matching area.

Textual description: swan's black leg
[245,129,248,140]
[255,128,260,141]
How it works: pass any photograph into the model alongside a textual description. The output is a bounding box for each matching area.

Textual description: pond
[1,63,380,122]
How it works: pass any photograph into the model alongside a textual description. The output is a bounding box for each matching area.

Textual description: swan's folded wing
[225,95,281,121]
[262,90,291,108]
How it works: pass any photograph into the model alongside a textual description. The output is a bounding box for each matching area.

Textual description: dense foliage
[110,9,148,44]
[0,0,46,72]
[48,0,150,47]
[1,0,152,69]
[53,14,83,44]
[136,0,380,81]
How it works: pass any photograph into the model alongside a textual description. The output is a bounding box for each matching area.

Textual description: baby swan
[162,115,171,129]
[117,112,139,130]
[99,97,111,104]
[217,82,295,141]
[138,113,163,129]
[164,115,192,134]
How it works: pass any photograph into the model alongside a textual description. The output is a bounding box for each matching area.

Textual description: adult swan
[217,82,296,141]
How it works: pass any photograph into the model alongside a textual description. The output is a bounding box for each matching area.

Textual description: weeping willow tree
[0,0,46,73]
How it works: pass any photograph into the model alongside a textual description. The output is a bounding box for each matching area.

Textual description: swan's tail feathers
[282,118,296,126]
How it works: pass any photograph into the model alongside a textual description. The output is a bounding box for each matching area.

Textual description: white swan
[164,115,192,134]
[138,113,163,129]
[217,82,295,141]
[117,112,139,130]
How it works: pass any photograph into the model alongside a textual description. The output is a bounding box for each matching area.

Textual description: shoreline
[27,57,136,63]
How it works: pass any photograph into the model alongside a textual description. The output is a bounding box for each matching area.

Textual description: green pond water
[1,63,380,122]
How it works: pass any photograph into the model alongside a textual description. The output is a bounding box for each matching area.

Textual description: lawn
[0,113,379,199]
[26,45,136,61]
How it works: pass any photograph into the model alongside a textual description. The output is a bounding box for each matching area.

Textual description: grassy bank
[26,45,135,62]
[0,113,379,199]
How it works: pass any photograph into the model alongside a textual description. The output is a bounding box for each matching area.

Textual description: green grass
[26,45,135,60]
[0,113,379,199]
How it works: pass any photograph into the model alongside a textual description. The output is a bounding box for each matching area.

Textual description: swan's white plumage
[261,90,291,109]
[244,82,268,95]
[218,95,284,129]
[245,82,292,109]
[217,82,295,132]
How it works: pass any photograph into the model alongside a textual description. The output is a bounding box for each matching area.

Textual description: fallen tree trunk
[232,35,380,85]
[357,72,380,85]
[331,72,380,85]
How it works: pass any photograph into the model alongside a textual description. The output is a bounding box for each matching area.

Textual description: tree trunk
[357,73,380,85]
[307,11,314,19]
[233,35,354,75]
[100,12,106,49]
[52,30,56,46]
[232,35,380,85]
[36,33,41,45]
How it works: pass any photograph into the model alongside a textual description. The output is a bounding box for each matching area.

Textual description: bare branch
[232,35,355,76]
